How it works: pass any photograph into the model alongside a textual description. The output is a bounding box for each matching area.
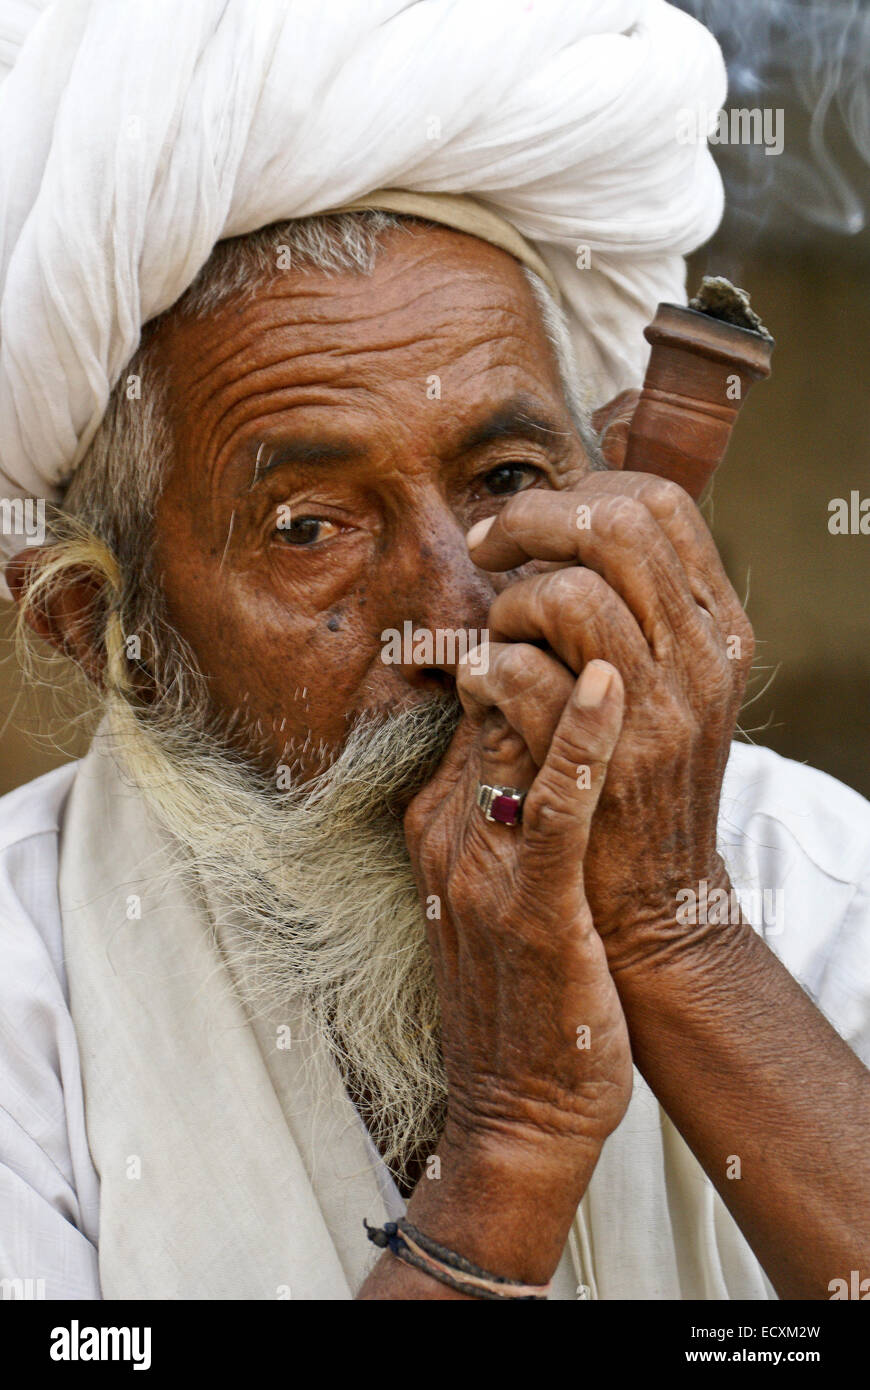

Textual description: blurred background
[1,0,868,797]
[681,0,870,797]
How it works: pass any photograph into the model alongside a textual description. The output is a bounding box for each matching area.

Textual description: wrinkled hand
[404,658,633,1167]
[466,472,755,972]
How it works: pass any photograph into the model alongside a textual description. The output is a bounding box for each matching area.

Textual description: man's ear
[5,547,107,687]
[589,389,641,470]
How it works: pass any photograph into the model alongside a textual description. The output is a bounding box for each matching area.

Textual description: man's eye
[481,463,543,496]
[275,515,338,547]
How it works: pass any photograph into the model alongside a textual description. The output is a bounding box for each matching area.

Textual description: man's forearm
[611,917,870,1299]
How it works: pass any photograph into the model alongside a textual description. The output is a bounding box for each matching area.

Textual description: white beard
[104,690,461,1182]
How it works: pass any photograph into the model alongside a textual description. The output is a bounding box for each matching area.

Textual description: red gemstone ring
[476,782,526,827]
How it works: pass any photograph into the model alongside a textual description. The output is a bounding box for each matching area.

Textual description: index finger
[466,474,723,583]
[466,490,588,571]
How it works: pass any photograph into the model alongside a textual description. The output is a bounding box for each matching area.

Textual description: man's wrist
[602,863,757,983]
[404,1121,602,1287]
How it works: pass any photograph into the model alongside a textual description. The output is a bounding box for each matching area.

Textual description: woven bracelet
[364,1217,551,1300]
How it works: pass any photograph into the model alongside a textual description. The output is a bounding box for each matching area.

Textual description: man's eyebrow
[455,398,573,455]
[246,438,366,489]
[241,396,571,491]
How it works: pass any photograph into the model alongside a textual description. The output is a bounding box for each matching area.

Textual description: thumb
[403,713,479,852]
[520,660,624,870]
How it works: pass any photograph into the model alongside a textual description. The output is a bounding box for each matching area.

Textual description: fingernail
[575,661,613,708]
[466,516,495,551]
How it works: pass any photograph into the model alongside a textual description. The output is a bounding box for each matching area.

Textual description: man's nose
[385,510,495,687]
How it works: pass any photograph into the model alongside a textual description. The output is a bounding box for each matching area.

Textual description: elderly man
[0,0,868,1303]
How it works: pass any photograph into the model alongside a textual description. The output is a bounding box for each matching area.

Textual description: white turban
[0,0,726,587]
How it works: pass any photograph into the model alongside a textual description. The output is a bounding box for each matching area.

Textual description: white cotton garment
[0,0,727,588]
[1,733,869,1300]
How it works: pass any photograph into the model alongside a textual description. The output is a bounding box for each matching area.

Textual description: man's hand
[467,471,754,969]
[405,657,632,1158]
[464,472,870,1300]
[359,656,632,1297]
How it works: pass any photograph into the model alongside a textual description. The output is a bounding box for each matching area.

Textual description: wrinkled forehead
[155,225,553,393]
[150,223,566,494]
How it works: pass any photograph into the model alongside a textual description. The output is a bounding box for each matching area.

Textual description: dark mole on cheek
[326,614,341,632]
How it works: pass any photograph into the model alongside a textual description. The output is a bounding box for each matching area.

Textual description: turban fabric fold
[0,0,727,587]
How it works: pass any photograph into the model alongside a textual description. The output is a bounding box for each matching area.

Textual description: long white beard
[104,690,461,1181]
